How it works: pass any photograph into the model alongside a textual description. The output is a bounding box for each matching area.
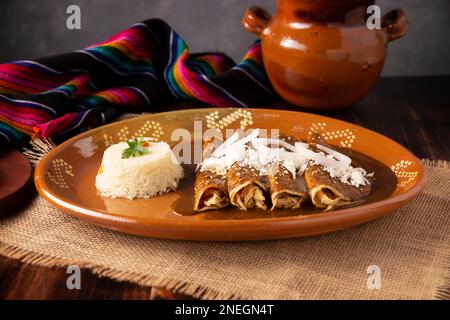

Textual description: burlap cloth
[0,160,449,300]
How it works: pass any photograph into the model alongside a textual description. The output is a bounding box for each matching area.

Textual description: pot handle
[242,6,272,36]
[382,9,408,42]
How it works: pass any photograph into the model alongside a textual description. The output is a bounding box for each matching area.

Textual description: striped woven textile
[0,19,274,145]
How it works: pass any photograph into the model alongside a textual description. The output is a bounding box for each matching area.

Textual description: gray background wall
[0,0,448,76]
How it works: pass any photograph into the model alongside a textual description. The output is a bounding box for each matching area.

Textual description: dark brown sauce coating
[172,147,397,220]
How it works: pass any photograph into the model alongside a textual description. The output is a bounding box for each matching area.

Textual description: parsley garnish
[121,138,150,159]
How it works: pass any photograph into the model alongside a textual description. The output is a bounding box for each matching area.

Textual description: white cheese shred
[200,129,373,187]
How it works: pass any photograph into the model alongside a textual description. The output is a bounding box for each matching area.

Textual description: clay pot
[242,0,408,109]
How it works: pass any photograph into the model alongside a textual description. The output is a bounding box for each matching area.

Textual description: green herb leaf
[121,138,150,159]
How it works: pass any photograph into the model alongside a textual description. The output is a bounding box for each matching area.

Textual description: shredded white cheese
[200,129,373,187]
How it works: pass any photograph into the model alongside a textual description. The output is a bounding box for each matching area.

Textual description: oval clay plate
[35,108,425,241]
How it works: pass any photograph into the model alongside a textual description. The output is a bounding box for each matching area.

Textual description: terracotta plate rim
[34,108,426,238]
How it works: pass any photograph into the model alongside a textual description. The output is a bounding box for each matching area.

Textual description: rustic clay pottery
[35,108,425,241]
[242,0,408,109]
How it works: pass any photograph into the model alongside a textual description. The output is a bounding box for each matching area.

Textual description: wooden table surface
[0,76,449,299]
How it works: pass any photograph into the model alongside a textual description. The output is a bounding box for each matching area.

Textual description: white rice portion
[95,140,184,199]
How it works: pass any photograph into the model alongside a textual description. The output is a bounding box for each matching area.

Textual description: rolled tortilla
[194,136,230,212]
[304,133,372,209]
[304,164,371,209]
[194,170,229,212]
[267,163,308,210]
[227,163,267,210]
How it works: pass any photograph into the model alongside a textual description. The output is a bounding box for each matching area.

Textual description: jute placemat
[0,160,449,300]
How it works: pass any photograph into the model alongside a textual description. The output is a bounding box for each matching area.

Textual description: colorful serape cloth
[0,19,274,145]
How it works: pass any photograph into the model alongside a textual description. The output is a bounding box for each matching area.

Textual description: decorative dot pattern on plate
[391,160,419,187]
[117,127,130,141]
[47,158,74,189]
[206,109,253,130]
[103,133,114,147]
[308,122,356,148]
[103,121,164,146]
[131,120,164,141]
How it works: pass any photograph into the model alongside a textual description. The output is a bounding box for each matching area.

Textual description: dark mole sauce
[171,146,397,220]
